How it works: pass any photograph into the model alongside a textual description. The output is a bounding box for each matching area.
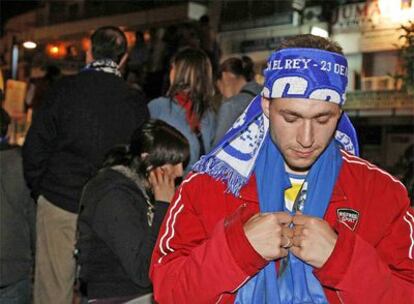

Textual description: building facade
[217,0,413,174]
[1,0,413,175]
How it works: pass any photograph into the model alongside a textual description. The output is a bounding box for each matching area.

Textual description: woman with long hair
[148,47,216,172]
[76,119,189,303]
[213,56,262,145]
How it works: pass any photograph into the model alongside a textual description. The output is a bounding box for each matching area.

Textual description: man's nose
[297,120,314,148]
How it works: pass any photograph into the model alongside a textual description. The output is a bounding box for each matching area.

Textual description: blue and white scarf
[235,137,342,304]
[192,97,358,197]
[193,47,358,196]
[193,47,358,303]
[83,59,122,77]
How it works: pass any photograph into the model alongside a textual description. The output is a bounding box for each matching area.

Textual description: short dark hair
[276,34,343,55]
[102,119,190,178]
[218,56,255,81]
[90,26,127,63]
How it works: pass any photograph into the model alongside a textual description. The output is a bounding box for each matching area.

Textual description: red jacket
[150,151,414,303]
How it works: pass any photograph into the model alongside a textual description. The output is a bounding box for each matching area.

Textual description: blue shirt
[148,96,217,173]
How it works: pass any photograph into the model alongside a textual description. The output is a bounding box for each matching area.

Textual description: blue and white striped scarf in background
[83,59,122,78]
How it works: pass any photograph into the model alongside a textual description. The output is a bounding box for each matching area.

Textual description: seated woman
[76,119,189,304]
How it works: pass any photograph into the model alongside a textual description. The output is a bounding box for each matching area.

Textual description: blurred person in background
[214,56,262,145]
[128,31,150,71]
[144,28,167,100]
[23,26,149,304]
[159,24,201,97]
[127,30,149,102]
[198,15,221,76]
[125,68,147,103]
[148,48,216,173]
[76,120,189,304]
[26,65,61,116]
[0,106,36,304]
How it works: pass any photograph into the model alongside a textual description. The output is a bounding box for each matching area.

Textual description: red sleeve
[224,203,268,276]
[315,182,414,303]
[150,174,267,304]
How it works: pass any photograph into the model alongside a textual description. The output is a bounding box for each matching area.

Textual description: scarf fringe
[193,156,249,197]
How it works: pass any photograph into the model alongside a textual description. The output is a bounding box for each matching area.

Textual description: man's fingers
[257,212,292,223]
[280,235,293,249]
[292,213,308,225]
[289,244,301,257]
[293,225,304,236]
[292,235,302,247]
[276,212,293,224]
[282,226,294,239]
[279,247,289,257]
[243,213,261,228]
[246,212,261,221]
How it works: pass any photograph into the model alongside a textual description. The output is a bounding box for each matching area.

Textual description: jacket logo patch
[337,208,359,231]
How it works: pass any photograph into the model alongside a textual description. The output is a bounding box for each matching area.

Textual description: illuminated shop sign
[333,0,414,31]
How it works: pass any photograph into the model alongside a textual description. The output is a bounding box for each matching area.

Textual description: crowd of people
[0,23,413,304]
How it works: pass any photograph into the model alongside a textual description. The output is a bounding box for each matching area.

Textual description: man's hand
[290,213,337,268]
[243,212,293,261]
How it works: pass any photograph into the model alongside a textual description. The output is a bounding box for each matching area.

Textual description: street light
[11,37,38,80]
[23,41,37,49]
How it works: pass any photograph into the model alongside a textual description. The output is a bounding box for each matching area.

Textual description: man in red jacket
[150,35,414,303]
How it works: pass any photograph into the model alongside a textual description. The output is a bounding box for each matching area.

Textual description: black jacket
[23,70,149,213]
[76,168,168,299]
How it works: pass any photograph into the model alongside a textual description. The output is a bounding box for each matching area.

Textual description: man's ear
[86,48,93,64]
[261,97,270,118]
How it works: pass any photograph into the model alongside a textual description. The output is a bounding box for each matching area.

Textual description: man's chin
[284,159,313,174]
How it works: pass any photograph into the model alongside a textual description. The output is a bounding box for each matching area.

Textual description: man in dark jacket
[23,26,149,304]
[0,107,35,303]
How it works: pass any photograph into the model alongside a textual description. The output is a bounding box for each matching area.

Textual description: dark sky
[1,0,40,36]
